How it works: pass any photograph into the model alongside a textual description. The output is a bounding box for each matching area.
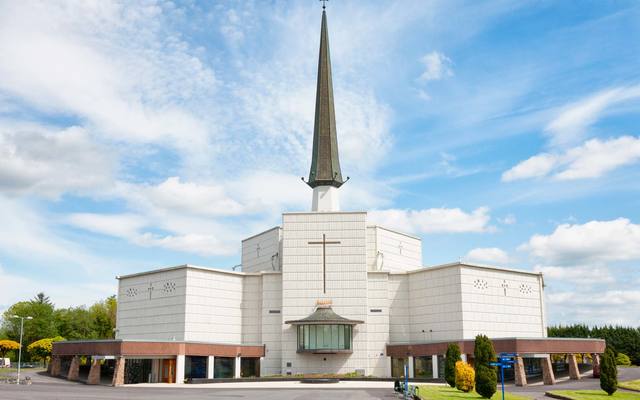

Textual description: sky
[0,0,639,327]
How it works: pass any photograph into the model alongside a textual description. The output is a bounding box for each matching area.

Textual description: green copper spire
[306,10,346,189]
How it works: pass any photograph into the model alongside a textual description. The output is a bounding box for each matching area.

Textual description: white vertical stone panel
[116,268,188,340]
[242,275,263,344]
[281,212,368,375]
[367,272,390,377]
[261,273,283,376]
[241,227,282,272]
[388,273,411,344]
[459,266,545,339]
[408,266,464,342]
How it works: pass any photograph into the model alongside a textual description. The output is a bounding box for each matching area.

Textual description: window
[185,356,207,379]
[213,357,235,378]
[296,324,353,352]
[414,356,433,378]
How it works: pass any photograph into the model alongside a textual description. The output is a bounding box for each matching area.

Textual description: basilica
[52,9,604,386]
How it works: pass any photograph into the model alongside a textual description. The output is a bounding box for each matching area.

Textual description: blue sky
[0,0,639,326]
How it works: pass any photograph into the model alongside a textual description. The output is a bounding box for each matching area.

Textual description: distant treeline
[548,324,640,365]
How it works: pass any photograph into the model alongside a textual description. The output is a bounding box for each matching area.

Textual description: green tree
[54,307,93,340]
[600,345,618,395]
[0,339,20,359]
[89,295,117,338]
[1,297,57,356]
[27,336,64,366]
[445,343,461,388]
[474,335,497,399]
[32,292,52,305]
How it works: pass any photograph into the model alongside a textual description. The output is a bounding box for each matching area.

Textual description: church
[52,10,604,386]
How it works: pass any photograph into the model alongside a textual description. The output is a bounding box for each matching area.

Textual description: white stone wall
[280,212,369,375]
[261,273,283,376]
[241,227,282,272]
[372,226,422,273]
[242,275,263,344]
[388,273,411,344]
[408,267,464,342]
[366,272,390,377]
[183,268,244,343]
[459,265,545,339]
[116,268,187,340]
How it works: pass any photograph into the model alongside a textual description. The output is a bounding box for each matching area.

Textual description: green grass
[620,380,640,391]
[547,390,640,399]
[416,385,531,400]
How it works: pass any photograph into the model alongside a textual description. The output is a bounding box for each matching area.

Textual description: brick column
[67,356,80,381]
[50,356,61,376]
[541,355,555,385]
[514,356,527,387]
[591,353,601,378]
[568,354,581,380]
[112,357,125,386]
[87,358,101,385]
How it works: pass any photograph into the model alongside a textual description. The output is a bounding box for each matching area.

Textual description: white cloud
[465,247,509,265]
[545,85,640,148]
[0,123,114,197]
[68,213,147,239]
[532,265,615,286]
[546,290,640,326]
[419,51,453,82]
[368,206,491,234]
[520,218,640,265]
[502,136,640,182]
[498,214,516,225]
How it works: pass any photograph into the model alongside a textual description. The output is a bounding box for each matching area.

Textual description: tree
[615,353,631,366]
[32,292,52,305]
[1,299,56,355]
[27,336,64,365]
[600,345,618,395]
[0,339,20,359]
[445,343,461,387]
[89,295,117,339]
[455,361,475,393]
[474,335,497,399]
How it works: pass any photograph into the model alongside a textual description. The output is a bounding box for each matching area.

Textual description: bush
[474,335,497,399]
[455,361,475,392]
[600,345,618,395]
[615,353,631,366]
[27,336,64,365]
[445,343,461,387]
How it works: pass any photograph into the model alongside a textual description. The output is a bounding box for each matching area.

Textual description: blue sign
[490,353,519,400]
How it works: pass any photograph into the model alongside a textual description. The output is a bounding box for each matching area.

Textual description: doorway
[162,359,176,383]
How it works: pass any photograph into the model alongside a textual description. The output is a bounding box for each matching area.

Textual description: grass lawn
[416,385,530,400]
[547,390,640,399]
[620,380,640,391]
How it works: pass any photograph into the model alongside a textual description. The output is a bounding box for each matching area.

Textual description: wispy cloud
[369,207,492,234]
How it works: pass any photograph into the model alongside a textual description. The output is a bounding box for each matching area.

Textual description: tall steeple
[306,9,347,212]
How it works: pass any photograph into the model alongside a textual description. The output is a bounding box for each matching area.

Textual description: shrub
[455,361,475,392]
[474,335,497,399]
[445,343,461,387]
[615,353,631,366]
[27,336,64,364]
[600,345,618,395]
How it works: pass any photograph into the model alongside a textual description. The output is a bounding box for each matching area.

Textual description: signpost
[489,353,517,400]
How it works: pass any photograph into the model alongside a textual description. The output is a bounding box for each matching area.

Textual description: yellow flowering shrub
[455,360,475,393]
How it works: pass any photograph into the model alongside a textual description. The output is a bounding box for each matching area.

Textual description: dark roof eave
[285,319,363,325]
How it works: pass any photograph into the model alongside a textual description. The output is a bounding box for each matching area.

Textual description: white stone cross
[147,282,154,299]
[256,243,261,257]
[398,242,404,255]
[501,280,508,296]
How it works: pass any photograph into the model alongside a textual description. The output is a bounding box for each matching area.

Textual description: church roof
[285,304,363,325]
[306,10,346,189]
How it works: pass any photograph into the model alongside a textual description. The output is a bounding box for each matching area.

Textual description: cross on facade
[308,233,341,293]
[147,282,154,300]
[501,280,508,296]
[256,243,261,257]
[398,242,404,255]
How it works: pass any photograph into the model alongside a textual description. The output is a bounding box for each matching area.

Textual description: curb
[544,392,573,400]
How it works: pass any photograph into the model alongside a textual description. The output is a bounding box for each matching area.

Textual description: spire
[306,10,346,189]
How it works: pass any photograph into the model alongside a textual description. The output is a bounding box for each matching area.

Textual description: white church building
[52,9,604,386]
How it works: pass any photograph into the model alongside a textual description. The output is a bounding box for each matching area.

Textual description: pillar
[408,356,415,378]
[207,355,215,379]
[514,356,527,387]
[385,357,392,378]
[50,356,61,377]
[87,358,101,385]
[592,353,601,378]
[541,355,556,385]
[175,355,185,384]
[112,356,125,386]
[461,354,468,363]
[67,355,80,381]
[235,356,241,378]
[432,355,438,379]
[568,354,581,380]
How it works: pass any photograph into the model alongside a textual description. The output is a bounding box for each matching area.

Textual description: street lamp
[11,315,33,385]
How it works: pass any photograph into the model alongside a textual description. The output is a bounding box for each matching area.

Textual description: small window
[268,310,280,314]
[370,309,382,313]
